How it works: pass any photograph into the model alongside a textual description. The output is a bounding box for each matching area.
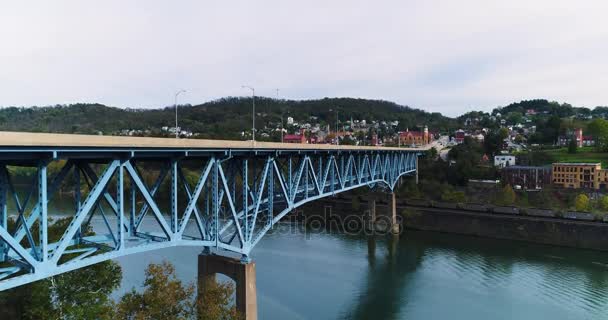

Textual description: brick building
[400,126,429,146]
[552,163,608,189]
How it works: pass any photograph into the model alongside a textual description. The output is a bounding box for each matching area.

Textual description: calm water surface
[111,223,608,320]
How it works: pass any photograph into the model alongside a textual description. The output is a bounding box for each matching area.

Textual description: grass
[545,147,608,168]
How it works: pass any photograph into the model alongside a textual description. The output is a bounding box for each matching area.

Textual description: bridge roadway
[0,131,425,318]
[0,131,427,151]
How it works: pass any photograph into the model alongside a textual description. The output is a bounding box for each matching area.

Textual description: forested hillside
[0,97,458,140]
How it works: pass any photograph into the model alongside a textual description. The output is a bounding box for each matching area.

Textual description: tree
[568,138,578,154]
[198,279,242,320]
[600,195,608,211]
[588,118,608,151]
[117,261,195,320]
[495,184,516,206]
[426,147,438,160]
[0,218,122,320]
[575,194,590,212]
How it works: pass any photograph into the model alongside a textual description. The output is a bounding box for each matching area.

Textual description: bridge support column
[198,254,257,320]
[390,192,399,234]
[366,198,377,232]
[415,156,419,185]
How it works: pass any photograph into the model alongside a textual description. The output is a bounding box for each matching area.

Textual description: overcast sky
[2,1,607,116]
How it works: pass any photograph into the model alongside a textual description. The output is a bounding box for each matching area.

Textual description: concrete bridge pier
[390,192,400,234]
[198,254,257,320]
[366,198,377,232]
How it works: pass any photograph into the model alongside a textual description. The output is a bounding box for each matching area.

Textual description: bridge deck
[0,131,428,151]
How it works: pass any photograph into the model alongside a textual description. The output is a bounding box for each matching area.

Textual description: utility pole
[174,90,186,139]
[242,86,256,142]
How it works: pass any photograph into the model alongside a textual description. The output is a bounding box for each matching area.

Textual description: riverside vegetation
[0,218,242,320]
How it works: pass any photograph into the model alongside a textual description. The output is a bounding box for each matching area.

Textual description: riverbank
[300,194,608,252]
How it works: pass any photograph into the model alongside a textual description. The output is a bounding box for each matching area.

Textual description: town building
[371,134,379,146]
[552,163,608,189]
[494,155,516,168]
[501,166,551,190]
[283,129,307,144]
[558,128,595,147]
[399,126,429,146]
[454,129,466,144]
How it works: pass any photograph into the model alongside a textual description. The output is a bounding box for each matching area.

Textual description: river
[113,222,608,319]
[5,195,608,319]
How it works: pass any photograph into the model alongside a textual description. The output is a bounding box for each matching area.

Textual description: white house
[494,155,516,168]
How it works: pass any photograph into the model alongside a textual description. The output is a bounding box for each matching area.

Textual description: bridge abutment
[198,254,257,320]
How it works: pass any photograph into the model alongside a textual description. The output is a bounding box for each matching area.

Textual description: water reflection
[339,231,608,320]
[341,235,425,320]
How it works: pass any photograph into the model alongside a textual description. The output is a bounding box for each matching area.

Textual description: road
[426,135,451,160]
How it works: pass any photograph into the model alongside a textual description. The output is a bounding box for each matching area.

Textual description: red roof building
[284,129,307,144]
[399,126,430,146]
[455,129,466,144]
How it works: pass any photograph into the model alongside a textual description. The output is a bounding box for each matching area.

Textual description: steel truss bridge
[0,132,423,291]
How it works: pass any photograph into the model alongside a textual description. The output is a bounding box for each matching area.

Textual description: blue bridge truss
[0,139,421,290]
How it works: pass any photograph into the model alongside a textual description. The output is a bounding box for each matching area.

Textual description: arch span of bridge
[0,132,423,291]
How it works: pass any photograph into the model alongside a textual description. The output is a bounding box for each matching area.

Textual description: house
[371,134,379,146]
[583,135,595,147]
[284,129,307,144]
[558,128,595,147]
[472,133,485,142]
[454,129,466,144]
[494,155,516,168]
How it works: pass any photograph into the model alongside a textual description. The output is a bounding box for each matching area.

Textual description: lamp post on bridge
[276,88,285,143]
[336,110,339,146]
[174,89,186,139]
[242,85,256,143]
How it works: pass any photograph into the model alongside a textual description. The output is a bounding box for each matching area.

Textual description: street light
[174,89,186,139]
[276,88,283,143]
[242,85,256,142]
[336,110,339,146]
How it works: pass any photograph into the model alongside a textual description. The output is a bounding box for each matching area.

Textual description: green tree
[117,261,195,320]
[49,261,122,319]
[600,195,608,211]
[0,218,122,320]
[588,118,608,151]
[575,194,590,212]
[567,138,578,154]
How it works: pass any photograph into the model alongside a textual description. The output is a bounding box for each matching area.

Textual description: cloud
[1,0,608,116]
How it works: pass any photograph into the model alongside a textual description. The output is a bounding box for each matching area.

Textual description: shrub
[575,194,590,212]
[600,195,608,211]
[495,184,516,206]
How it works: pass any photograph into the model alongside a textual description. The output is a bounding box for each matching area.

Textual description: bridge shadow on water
[336,230,608,320]
[337,234,425,320]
